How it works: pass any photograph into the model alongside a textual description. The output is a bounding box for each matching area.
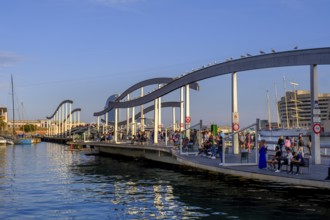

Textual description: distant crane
[271,48,276,53]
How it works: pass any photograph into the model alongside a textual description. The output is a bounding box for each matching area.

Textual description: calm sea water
[1,142,330,220]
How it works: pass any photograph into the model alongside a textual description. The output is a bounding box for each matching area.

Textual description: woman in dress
[258,139,267,169]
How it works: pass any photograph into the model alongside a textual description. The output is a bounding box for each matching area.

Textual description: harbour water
[1,142,330,219]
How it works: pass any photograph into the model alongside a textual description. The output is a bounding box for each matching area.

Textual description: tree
[0,118,6,131]
[21,124,37,133]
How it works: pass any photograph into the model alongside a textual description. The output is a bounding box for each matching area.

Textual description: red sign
[232,123,240,131]
[313,123,321,134]
[185,116,191,123]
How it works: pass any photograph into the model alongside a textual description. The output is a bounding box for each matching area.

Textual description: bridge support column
[180,87,184,132]
[69,103,72,137]
[78,111,80,127]
[185,84,190,140]
[97,116,100,133]
[158,84,162,132]
[114,108,118,143]
[310,64,321,164]
[56,111,59,136]
[65,103,68,136]
[62,105,65,137]
[154,98,159,144]
[140,87,144,132]
[132,107,135,136]
[232,72,239,154]
[105,112,108,133]
[126,94,130,137]
[172,107,176,131]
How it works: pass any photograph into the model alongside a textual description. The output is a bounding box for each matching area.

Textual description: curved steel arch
[102,101,180,126]
[62,108,82,122]
[95,47,330,112]
[95,77,199,116]
[116,77,173,101]
[46,100,74,119]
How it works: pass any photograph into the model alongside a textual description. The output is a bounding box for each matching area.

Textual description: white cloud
[0,51,23,68]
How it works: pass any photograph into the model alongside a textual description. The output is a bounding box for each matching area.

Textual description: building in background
[277,90,330,129]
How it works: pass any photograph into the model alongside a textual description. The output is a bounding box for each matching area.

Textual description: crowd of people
[258,133,311,175]
[195,130,224,165]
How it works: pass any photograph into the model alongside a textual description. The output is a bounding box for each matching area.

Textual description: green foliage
[0,119,6,131]
[21,124,37,133]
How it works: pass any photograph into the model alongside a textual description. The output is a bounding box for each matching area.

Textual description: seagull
[271,48,276,53]
[240,55,246,58]
[260,50,265,54]
[294,46,298,50]
[246,53,252,57]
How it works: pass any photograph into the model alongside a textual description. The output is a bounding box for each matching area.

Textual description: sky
[1,0,330,127]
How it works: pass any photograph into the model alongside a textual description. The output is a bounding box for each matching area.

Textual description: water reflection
[0,143,330,219]
[72,154,330,219]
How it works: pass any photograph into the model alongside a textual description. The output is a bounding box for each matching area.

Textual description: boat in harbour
[9,75,35,145]
[0,137,7,145]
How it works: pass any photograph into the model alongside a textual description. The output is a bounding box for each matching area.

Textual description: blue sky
[1,0,330,127]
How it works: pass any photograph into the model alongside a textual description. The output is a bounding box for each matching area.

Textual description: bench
[282,157,310,174]
[267,154,310,174]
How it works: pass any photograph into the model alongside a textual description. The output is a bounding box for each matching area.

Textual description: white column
[69,104,72,137]
[232,72,239,154]
[62,105,64,137]
[180,87,184,132]
[132,106,135,136]
[58,108,61,135]
[172,107,176,131]
[73,112,76,128]
[140,87,144,132]
[105,112,108,133]
[154,98,159,144]
[78,111,80,126]
[126,94,130,136]
[158,84,162,132]
[185,84,190,139]
[65,103,68,135]
[47,120,50,136]
[310,64,321,164]
[114,108,118,143]
[97,116,100,131]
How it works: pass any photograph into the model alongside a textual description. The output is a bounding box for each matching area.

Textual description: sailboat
[259,78,309,137]
[10,75,35,145]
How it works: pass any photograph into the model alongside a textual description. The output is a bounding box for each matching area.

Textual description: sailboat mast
[283,76,290,128]
[267,90,272,131]
[290,81,300,128]
[274,81,280,128]
[11,74,15,135]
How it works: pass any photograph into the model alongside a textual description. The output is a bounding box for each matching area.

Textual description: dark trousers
[290,162,305,173]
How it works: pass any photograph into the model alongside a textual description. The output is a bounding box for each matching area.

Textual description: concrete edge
[176,157,330,189]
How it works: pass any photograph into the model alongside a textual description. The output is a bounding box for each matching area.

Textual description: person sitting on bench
[267,146,281,171]
[288,151,305,175]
